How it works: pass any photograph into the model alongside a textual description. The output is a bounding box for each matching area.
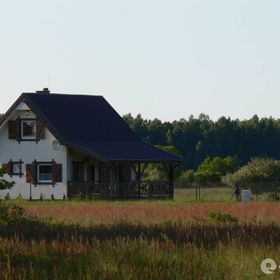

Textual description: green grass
[175,186,234,202]
[175,186,270,202]
[8,187,269,206]
[4,187,238,206]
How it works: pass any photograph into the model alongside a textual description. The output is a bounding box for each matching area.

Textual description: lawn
[0,187,278,279]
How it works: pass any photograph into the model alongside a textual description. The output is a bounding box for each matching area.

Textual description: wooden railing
[67,181,171,199]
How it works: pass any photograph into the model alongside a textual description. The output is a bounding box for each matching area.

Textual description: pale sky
[0,0,280,121]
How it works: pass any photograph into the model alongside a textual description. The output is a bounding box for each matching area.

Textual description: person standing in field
[233,183,241,201]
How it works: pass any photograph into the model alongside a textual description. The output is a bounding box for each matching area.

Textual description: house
[0,89,182,199]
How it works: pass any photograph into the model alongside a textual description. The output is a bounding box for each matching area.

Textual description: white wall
[0,104,68,199]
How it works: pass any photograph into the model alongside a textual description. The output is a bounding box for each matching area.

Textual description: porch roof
[1,92,182,163]
[70,140,181,162]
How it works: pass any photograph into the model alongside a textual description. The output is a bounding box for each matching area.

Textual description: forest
[123,113,280,169]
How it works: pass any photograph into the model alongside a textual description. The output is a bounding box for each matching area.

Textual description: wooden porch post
[106,164,111,199]
[137,163,141,199]
[168,163,174,198]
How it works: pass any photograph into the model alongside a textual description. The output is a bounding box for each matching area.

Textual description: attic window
[21,120,36,139]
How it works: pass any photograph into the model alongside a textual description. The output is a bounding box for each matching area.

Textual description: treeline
[123,113,280,169]
[2,112,280,171]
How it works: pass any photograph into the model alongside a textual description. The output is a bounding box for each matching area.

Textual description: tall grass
[0,237,276,280]
[24,201,280,225]
[0,202,279,279]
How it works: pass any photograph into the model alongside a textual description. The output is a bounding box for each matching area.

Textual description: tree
[0,168,14,190]
[194,156,238,183]
[142,146,182,180]
[123,113,280,170]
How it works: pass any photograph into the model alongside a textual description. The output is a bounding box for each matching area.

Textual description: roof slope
[4,92,182,162]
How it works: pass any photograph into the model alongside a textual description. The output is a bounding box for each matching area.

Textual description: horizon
[123,112,278,122]
[0,101,278,123]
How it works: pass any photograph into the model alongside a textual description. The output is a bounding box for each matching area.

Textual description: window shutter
[26,164,36,183]
[36,120,45,139]
[53,164,62,183]
[2,163,11,174]
[8,121,18,139]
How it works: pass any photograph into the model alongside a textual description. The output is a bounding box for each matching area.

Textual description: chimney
[36,88,50,94]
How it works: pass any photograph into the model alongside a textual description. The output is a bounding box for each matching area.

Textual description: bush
[0,203,27,225]
[267,191,280,201]
[194,171,221,184]
[208,211,238,223]
[0,168,14,190]
[176,170,195,185]
[222,158,280,189]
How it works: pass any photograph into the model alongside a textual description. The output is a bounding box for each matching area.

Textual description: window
[2,160,23,177]
[26,161,62,185]
[12,163,21,174]
[8,118,45,142]
[21,120,36,139]
[37,164,53,183]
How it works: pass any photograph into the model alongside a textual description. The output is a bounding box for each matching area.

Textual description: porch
[67,180,171,199]
[67,162,176,199]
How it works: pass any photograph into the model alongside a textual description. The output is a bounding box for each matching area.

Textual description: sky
[0,0,280,121]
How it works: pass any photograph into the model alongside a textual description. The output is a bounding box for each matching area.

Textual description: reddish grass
[1,202,280,278]
[24,202,280,225]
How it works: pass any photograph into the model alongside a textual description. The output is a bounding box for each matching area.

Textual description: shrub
[194,171,221,184]
[222,158,280,191]
[0,203,27,225]
[208,211,238,223]
[0,168,14,190]
[267,191,280,201]
[176,170,195,185]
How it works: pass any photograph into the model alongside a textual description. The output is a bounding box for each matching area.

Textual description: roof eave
[109,159,182,163]
[0,94,26,128]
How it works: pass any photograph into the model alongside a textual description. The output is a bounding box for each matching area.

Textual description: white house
[0,89,181,199]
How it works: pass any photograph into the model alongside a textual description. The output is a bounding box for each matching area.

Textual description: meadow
[0,187,279,279]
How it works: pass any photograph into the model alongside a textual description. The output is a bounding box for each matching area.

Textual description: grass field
[0,187,279,279]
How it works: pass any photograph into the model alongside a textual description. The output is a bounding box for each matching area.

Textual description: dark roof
[2,92,182,162]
